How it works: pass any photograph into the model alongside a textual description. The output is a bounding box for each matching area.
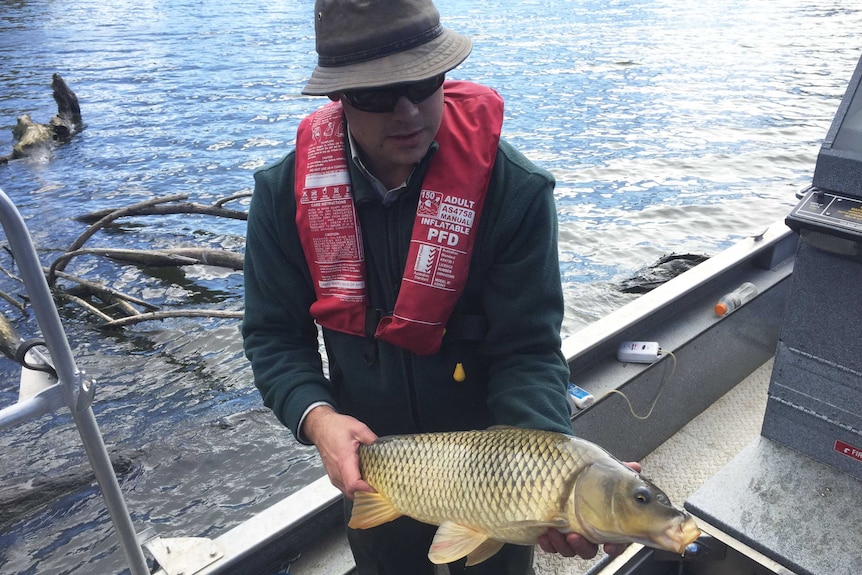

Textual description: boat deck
[536,358,773,575]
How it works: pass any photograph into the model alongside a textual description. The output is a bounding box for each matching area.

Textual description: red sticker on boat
[834,440,862,463]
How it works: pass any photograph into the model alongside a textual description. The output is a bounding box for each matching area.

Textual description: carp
[348,426,700,565]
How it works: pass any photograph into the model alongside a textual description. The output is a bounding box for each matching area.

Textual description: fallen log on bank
[1,73,84,164]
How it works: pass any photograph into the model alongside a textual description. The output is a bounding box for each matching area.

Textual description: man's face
[339,84,444,189]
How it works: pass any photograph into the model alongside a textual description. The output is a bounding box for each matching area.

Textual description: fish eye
[634,486,653,504]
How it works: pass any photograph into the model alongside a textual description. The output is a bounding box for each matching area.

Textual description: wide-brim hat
[302,0,472,96]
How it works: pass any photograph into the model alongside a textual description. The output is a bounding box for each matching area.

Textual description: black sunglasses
[341,74,445,113]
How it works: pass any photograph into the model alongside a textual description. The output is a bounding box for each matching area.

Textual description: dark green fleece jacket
[242,137,572,440]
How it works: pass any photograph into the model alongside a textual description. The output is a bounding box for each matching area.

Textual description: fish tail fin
[348,491,402,529]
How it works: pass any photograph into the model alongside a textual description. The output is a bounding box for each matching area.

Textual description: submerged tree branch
[0,194,248,330]
[50,269,159,311]
[99,310,243,329]
[74,200,248,225]
[213,192,252,209]
[54,292,115,323]
[70,194,189,252]
[0,289,25,312]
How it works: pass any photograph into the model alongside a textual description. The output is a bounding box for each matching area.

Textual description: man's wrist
[300,403,336,444]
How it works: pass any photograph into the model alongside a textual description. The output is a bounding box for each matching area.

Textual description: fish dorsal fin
[347,491,402,529]
[428,521,494,565]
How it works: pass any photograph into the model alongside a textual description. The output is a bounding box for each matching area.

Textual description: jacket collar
[346,127,439,205]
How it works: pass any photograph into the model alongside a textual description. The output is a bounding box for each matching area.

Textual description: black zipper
[383,190,425,431]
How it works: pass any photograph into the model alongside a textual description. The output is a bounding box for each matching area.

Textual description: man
[242,0,626,572]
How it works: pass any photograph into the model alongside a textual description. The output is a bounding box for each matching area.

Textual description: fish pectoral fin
[428,521,497,565]
[347,491,402,530]
[489,517,570,540]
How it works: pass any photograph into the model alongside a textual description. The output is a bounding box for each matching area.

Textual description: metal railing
[0,187,150,575]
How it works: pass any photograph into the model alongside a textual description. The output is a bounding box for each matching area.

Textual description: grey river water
[0,0,861,573]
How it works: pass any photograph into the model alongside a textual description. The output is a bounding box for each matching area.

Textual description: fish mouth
[655,515,701,554]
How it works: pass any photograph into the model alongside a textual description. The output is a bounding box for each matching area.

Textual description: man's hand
[537,532,632,559]
[302,405,378,499]
[537,530,601,560]
[538,461,642,559]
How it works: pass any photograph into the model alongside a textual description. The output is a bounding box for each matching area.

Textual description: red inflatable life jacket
[294,81,503,355]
